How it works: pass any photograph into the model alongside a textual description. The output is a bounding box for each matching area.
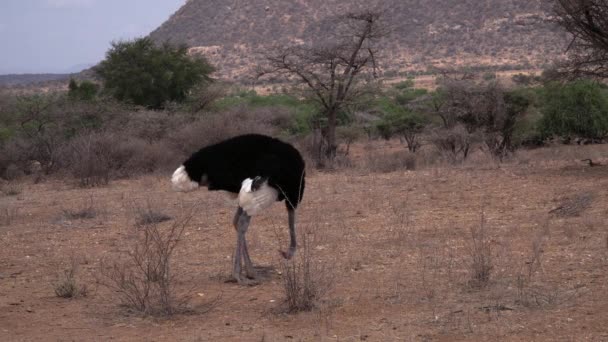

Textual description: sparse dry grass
[0,142,607,340]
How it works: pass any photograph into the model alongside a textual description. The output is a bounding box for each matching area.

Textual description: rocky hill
[149,0,568,81]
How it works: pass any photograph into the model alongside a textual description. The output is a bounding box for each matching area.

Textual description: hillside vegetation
[150,0,568,79]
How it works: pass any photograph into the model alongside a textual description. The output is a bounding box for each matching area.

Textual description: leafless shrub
[114,139,178,176]
[468,211,493,288]
[99,212,192,316]
[430,125,477,164]
[54,257,88,299]
[62,196,97,220]
[64,133,114,187]
[116,110,181,144]
[280,228,333,313]
[188,82,228,113]
[292,132,328,170]
[169,107,276,156]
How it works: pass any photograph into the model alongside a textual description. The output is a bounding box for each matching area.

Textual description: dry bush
[63,133,114,187]
[54,257,88,299]
[116,110,182,143]
[113,139,179,176]
[99,212,192,316]
[364,150,417,173]
[291,133,327,170]
[62,196,97,220]
[280,229,333,313]
[63,131,179,183]
[468,212,493,288]
[430,125,478,164]
[187,82,228,113]
[2,182,22,196]
[169,106,277,155]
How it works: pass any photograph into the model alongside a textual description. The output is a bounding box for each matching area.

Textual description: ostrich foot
[245,268,258,280]
[279,248,295,260]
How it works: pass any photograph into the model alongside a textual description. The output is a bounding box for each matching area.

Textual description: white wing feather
[238,178,278,216]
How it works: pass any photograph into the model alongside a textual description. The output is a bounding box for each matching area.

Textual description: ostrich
[171,134,306,285]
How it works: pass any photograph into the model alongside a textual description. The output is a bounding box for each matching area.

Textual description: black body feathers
[182,134,306,209]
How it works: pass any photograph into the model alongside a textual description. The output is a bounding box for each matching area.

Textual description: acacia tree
[552,0,608,78]
[262,10,389,162]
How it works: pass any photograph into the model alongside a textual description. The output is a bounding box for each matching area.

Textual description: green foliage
[389,79,428,105]
[396,88,428,105]
[376,104,427,152]
[95,37,214,109]
[394,79,415,90]
[68,79,99,101]
[214,91,319,135]
[539,80,608,140]
[376,108,426,139]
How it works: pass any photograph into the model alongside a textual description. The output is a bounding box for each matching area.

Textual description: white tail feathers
[238,178,278,216]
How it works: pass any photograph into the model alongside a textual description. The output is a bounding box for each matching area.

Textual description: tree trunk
[325,108,338,160]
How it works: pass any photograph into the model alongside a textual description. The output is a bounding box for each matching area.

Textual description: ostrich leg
[232,207,257,285]
[281,208,297,259]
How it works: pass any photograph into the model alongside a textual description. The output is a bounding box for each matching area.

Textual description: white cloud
[45,0,95,8]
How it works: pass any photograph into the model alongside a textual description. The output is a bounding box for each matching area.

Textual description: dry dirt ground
[1,143,608,341]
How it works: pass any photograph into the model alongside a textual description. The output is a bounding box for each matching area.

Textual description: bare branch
[552,0,608,78]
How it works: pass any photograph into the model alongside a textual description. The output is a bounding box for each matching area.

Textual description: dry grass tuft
[0,206,17,226]
[134,201,172,227]
[53,257,88,299]
[468,211,493,288]
[280,228,334,313]
[2,183,22,196]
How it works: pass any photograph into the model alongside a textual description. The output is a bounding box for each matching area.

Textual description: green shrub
[539,80,608,140]
[95,37,214,109]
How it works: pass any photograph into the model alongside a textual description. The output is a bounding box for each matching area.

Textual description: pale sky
[0,0,186,74]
